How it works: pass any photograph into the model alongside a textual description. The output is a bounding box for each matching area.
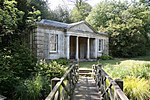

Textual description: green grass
[79,55,150,68]
[79,58,124,68]
[79,61,97,68]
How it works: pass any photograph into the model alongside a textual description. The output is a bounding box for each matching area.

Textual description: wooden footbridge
[45,63,129,100]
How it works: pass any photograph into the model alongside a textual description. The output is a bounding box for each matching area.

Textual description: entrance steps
[79,68,93,77]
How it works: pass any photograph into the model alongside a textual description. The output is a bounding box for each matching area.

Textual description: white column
[76,36,79,60]
[66,35,70,59]
[87,38,90,59]
[95,38,98,58]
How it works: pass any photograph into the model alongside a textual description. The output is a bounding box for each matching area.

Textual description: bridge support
[51,77,61,90]
[51,77,61,100]
[115,79,123,91]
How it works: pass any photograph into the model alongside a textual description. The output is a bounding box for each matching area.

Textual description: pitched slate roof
[38,19,108,36]
[38,19,85,29]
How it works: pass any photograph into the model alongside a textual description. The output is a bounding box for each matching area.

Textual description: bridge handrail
[93,64,129,100]
[45,63,79,100]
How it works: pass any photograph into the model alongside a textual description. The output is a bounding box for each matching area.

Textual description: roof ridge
[39,19,86,29]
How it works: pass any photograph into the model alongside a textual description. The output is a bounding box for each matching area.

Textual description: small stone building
[34,19,109,60]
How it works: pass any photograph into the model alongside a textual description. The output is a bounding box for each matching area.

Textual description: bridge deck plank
[73,77,101,100]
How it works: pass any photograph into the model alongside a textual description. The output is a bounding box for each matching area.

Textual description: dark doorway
[70,36,76,59]
[79,37,87,59]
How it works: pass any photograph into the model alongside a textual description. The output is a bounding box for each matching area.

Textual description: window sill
[49,51,58,54]
[98,51,102,53]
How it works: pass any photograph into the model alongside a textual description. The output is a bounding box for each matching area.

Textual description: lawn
[79,58,127,68]
[79,55,150,68]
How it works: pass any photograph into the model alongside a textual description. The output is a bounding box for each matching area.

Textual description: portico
[68,35,97,60]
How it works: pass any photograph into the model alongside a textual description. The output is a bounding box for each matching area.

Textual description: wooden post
[0,95,7,100]
[51,77,61,100]
[115,79,123,91]
[51,77,61,90]
[114,79,123,99]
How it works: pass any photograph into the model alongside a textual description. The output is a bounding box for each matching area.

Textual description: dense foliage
[13,61,66,100]
[37,60,66,80]
[52,58,69,66]
[52,6,71,23]
[0,0,24,36]
[0,41,37,98]
[0,43,66,99]
[86,1,150,57]
[0,0,67,99]
[97,54,113,60]
[104,60,150,99]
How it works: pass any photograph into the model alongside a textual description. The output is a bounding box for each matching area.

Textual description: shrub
[98,54,113,60]
[104,60,150,99]
[0,41,37,98]
[14,74,50,100]
[53,58,69,65]
[9,60,66,100]
[37,60,66,80]
[104,60,150,79]
[124,77,150,100]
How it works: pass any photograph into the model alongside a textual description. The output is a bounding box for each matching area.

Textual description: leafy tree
[0,40,37,98]
[15,0,41,34]
[70,0,92,22]
[52,5,71,23]
[29,0,55,20]
[0,0,40,98]
[86,1,127,31]
[0,0,41,48]
[0,0,24,36]
[86,1,150,57]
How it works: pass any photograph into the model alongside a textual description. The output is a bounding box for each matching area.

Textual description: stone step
[79,68,93,76]
[79,73,93,77]
[79,68,92,73]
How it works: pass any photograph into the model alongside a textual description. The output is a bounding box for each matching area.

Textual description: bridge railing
[45,63,79,100]
[93,64,129,100]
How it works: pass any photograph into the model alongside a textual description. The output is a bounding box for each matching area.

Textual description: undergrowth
[104,60,150,100]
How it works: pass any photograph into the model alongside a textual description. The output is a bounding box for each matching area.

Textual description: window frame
[98,39,104,52]
[49,32,58,53]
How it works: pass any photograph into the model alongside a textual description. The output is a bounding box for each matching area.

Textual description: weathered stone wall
[35,27,45,59]
[97,36,109,57]
[35,25,66,60]
[49,31,66,59]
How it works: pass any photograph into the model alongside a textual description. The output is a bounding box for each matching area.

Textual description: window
[98,39,104,52]
[49,34,58,52]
